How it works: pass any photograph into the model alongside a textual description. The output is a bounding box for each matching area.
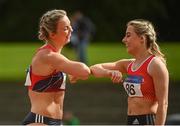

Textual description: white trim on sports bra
[131,55,153,72]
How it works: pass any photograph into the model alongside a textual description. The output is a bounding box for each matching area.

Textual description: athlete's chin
[64,39,70,45]
[127,48,134,55]
[127,48,131,53]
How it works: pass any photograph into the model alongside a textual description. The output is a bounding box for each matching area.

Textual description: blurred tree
[160,0,179,41]
[0,0,179,42]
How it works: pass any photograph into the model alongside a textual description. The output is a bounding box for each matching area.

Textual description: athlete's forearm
[155,104,168,125]
[90,65,111,78]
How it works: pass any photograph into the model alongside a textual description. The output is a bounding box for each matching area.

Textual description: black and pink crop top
[24,44,66,92]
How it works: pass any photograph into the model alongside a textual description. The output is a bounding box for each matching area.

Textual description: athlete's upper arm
[99,59,133,73]
[41,50,90,77]
[114,59,134,73]
[148,57,169,104]
[90,58,133,76]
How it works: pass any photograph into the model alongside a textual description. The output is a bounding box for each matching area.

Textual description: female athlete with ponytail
[90,19,169,125]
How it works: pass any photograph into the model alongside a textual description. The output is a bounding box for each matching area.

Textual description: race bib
[123,75,144,97]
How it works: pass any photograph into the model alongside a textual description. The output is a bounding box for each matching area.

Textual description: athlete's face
[122,25,144,55]
[51,15,73,45]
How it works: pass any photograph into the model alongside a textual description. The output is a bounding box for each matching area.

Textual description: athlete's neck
[134,51,151,64]
[45,40,62,53]
[131,51,151,70]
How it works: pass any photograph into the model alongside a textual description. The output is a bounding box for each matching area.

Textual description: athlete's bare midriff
[127,97,158,115]
[28,90,64,119]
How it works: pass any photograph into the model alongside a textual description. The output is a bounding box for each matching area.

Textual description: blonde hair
[127,19,166,64]
[38,9,66,41]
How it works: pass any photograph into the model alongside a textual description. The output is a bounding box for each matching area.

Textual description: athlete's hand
[68,75,78,84]
[109,70,123,84]
[68,74,89,84]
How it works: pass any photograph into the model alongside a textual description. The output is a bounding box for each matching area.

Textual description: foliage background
[0,0,179,41]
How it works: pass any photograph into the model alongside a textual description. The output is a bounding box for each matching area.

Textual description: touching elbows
[90,65,102,78]
[79,63,91,79]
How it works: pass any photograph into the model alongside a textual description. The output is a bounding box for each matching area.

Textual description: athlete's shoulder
[115,58,135,73]
[148,56,167,75]
[150,56,165,67]
[35,47,52,58]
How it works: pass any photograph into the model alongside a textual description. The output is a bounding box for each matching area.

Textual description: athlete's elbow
[80,64,91,77]
[82,69,91,77]
[158,101,168,107]
[90,65,104,77]
[90,66,98,77]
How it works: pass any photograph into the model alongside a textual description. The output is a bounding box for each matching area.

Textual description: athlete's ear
[140,35,146,44]
[49,32,56,39]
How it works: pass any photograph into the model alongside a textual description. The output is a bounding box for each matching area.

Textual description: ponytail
[150,42,166,64]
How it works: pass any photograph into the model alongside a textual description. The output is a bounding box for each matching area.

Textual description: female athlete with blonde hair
[90,19,169,125]
[22,9,90,125]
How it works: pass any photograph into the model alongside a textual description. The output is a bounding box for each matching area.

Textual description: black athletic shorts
[127,114,155,125]
[22,112,63,125]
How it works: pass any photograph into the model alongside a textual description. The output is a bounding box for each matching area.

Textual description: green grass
[0,42,41,81]
[0,42,180,82]
[160,43,180,82]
